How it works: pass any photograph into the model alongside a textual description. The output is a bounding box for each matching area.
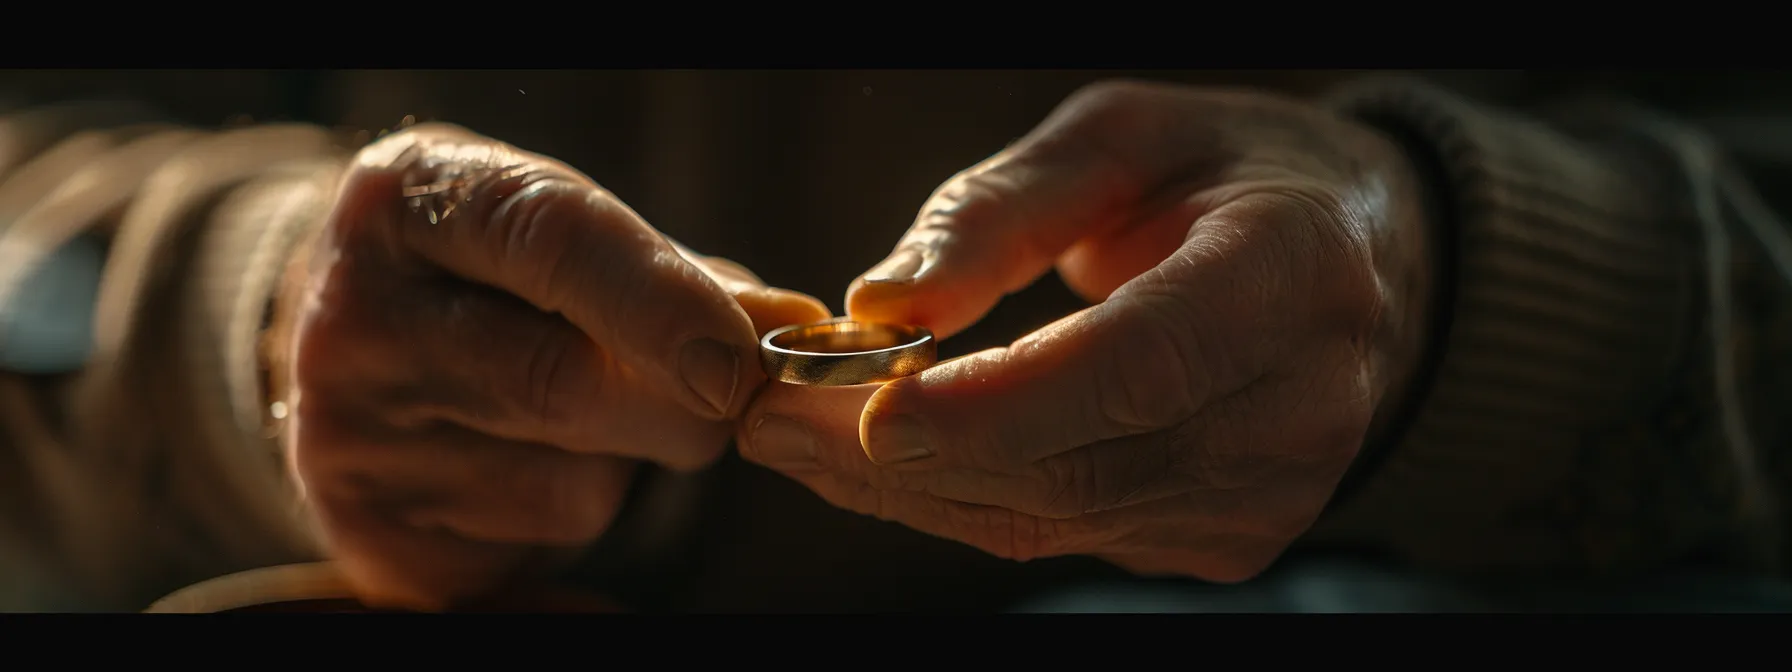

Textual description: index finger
[328,124,760,420]
[858,193,1332,472]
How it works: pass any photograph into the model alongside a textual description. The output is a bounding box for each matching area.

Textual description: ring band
[760,318,937,386]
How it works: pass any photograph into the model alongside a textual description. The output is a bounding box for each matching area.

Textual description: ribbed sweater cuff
[180,153,345,564]
[1307,75,1700,571]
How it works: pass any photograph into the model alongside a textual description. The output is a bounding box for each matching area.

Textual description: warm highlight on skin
[741,82,1436,582]
[274,125,827,610]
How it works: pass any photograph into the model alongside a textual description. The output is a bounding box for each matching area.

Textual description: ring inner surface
[773,322,918,355]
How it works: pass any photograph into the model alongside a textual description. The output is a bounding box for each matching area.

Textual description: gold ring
[760,318,937,386]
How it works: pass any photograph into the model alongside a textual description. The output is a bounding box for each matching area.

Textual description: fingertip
[857,349,1011,468]
[860,374,956,467]
[649,262,761,421]
[602,279,755,426]
[844,278,920,325]
[735,286,832,337]
[857,348,996,422]
[747,379,879,430]
[858,373,918,426]
[845,242,937,323]
[675,336,750,420]
[846,275,987,339]
[709,284,832,420]
[741,379,881,474]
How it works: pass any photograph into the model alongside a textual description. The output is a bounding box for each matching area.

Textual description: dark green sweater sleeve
[1304,75,1792,578]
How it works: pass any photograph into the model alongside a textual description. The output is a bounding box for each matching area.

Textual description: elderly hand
[739,81,1437,581]
[280,124,827,609]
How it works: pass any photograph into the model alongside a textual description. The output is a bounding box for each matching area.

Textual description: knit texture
[0,105,712,609]
[1305,76,1769,575]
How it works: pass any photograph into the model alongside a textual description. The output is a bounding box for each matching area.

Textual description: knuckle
[920,170,1015,230]
[349,130,426,172]
[1265,187,1380,313]
[487,181,651,339]
[917,172,1057,292]
[692,255,761,287]
[483,174,578,296]
[1049,81,1177,157]
[1270,184,1359,255]
[350,122,481,169]
[486,172,574,261]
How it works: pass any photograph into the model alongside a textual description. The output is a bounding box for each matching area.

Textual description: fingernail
[863,246,933,285]
[750,415,818,470]
[865,415,935,465]
[678,338,739,417]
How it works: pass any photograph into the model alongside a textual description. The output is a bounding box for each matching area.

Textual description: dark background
[1,69,1774,340]
[3,69,1782,610]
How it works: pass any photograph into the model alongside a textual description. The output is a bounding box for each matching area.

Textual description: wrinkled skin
[278,124,827,609]
[739,81,1436,581]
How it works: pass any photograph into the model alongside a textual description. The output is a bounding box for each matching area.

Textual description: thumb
[857,192,1323,471]
[845,137,1144,339]
[845,80,1232,338]
[680,250,832,336]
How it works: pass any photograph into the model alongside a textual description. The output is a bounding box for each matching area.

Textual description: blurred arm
[0,103,350,608]
[1306,76,1792,577]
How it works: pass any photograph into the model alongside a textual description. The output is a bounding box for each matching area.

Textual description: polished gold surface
[760,318,936,386]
